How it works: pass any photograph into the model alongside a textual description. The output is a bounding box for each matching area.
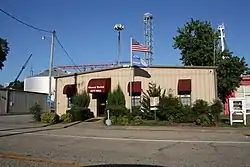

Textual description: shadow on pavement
[88,165,164,167]
[0,121,82,138]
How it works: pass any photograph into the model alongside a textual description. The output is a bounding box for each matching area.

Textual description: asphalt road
[0,121,250,167]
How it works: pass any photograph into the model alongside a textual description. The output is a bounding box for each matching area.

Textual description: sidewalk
[1,118,250,135]
[71,122,250,134]
[108,125,250,134]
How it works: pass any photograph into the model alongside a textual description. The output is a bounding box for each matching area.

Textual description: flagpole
[130,37,133,113]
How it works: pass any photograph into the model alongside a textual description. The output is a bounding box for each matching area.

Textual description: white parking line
[1,130,250,144]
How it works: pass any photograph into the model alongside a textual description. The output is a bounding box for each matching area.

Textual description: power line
[0,8,80,73]
[55,35,81,72]
[0,8,52,33]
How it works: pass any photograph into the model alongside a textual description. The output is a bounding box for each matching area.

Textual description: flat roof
[55,65,218,79]
[0,88,48,95]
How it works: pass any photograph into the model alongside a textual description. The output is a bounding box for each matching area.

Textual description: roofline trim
[0,88,49,95]
[55,65,218,79]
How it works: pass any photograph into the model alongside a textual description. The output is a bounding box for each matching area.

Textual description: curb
[102,126,250,134]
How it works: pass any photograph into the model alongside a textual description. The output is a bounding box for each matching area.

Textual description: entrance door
[96,93,107,117]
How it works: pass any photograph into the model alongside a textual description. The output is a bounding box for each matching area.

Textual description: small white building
[24,69,69,101]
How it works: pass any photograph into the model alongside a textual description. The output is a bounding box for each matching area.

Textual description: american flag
[131,39,150,52]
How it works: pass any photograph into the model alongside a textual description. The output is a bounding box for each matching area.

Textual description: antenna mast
[144,12,153,66]
[217,23,226,52]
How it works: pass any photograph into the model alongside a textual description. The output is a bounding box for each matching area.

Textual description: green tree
[141,82,166,113]
[0,38,9,70]
[72,90,90,108]
[8,80,24,90]
[173,19,249,102]
[107,84,126,107]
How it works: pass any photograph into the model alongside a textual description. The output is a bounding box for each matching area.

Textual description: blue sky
[1,0,250,84]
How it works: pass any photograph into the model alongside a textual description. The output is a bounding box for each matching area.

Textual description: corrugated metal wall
[0,89,48,115]
[0,90,7,114]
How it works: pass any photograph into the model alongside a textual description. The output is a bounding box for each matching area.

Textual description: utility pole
[48,30,56,103]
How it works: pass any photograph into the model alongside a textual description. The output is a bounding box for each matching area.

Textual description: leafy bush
[67,106,94,121]
[103,82,225,127]
[130,106,146,119]
[158,95,181,121]
[181,105,194,123]
[110,116,117,124]
[41,112,60,124]
[192,99,209,115]
[109,115,129,125]
[106,105,128,117]
[61,113,74,123]
[192,99,218,126]
[104,84,128,122]
[30,103,42,122]
[106,110,143,126]
[196,114,211,126]
[116,115,129,125]
[156,94,194,123]
[131,116,143,125]
[210,99,223,124]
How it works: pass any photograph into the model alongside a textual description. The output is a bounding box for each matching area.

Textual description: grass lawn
[138,115,250,127]
[219,115,250,127]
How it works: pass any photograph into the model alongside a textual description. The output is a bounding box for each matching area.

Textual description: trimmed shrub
[104,84,128,123]
[41,112,60,124]
[67,90,94,121]
[30,103,42,122]
[67,106,94,121]
[106,84,126,108]
[61,113,74,123]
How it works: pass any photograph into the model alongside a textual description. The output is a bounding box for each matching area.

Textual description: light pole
[42,30,56,110]
[114,24,124,66]
[213,35,216,66]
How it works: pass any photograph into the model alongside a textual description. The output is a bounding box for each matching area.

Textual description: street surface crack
[158,142,180,152]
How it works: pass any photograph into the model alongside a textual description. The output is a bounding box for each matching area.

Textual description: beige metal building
[55,66,217,117]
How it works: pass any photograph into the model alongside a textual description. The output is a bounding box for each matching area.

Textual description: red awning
[63,84,77,97]
[87,78,111,93]
[127,81,142,93]
[178,79,192,92]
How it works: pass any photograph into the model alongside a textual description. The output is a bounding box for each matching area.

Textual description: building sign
[150,97,159,111]
[88,85,105,93]
[87,78,111,93]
